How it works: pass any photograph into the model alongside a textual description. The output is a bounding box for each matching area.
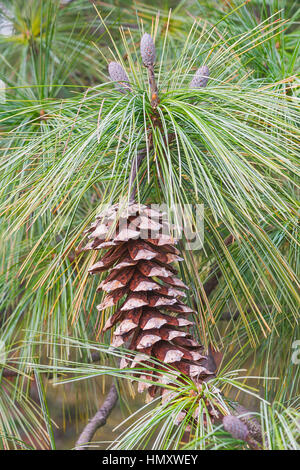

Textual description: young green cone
[223,415,249,441]
[108,61,131,93]
[190,65,210,88]
[140,33,156,67]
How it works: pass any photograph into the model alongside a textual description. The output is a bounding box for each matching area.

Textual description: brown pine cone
[81,203,216,415]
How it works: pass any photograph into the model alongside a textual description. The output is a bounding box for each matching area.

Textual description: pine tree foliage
[0,0,299,450]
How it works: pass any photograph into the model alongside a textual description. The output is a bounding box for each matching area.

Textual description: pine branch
[147,64,159,108]
[75,383,118,450]
[129,148,148,203]
[140,33,159,109]
[88,31,268,450]
[1,369,19,378]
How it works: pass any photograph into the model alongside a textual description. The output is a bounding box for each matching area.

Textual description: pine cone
[108,62,131,93]
[140,33,156,67]
[82,203,216,410]
[190,65,210,89]
[223,415,249,442]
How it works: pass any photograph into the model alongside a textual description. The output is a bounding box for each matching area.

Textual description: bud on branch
[108,61,131,93]
[223,415,249,441]
[140,33,159,108]
[140,33,156,67]
[190,65,210,89]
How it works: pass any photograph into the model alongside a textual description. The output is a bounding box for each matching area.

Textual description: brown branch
[75,383,118,450]
[128,131,176,202]
[129,148,148,203]
[128,38,162,201]
[1,368,19,378]
[147,65,159,109]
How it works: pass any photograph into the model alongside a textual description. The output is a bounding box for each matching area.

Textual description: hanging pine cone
[81,203,216,411]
